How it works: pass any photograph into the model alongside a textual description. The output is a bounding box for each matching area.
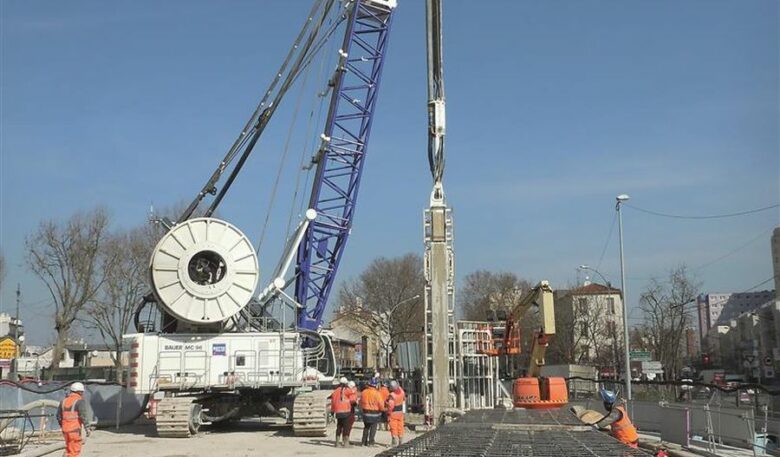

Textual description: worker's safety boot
[335,437,341,447]
[391,437,398,446]
[342,436,351,448]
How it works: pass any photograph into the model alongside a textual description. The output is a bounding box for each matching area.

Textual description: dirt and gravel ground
[73,420,404,457]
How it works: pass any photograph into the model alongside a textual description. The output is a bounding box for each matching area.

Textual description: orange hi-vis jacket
[59,393,85,433]
[359,386,384,413]
[330,386,356,417]
[611,405,639,445]
[386,389,405,419]
[379,386,390,405]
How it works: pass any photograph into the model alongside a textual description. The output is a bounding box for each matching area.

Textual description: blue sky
[1,0,778,344]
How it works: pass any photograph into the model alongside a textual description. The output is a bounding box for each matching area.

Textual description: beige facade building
[328,310,383,372]
[553,282,624,366]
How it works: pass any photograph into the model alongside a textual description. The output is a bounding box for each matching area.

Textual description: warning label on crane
[212,344,226,356]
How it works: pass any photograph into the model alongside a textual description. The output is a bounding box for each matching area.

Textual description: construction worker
[378,379,390,431]
[347,381,358,443]
[330,377,356,447]
[359,378,383,446]
[57,382,93,457]
[596,389,639,448]
[385,380,406,446]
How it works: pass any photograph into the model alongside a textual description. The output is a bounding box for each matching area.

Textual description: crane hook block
[149,217,259,325]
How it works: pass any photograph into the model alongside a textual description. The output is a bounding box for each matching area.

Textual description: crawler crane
[124,0,397,437]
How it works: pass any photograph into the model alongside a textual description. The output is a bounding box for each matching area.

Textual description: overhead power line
[625,203,779,220]
[693,227,775,272]
[595,212,617,272]
[743,275,778,292]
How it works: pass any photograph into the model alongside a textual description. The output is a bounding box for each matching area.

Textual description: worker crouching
[385,380,406,446]
[57,382,93,457]
[597,389,639,448]
[359,378,384,446]
[330,377,357,447]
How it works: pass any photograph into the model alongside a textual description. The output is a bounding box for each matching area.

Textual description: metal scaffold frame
[456,321,497,410]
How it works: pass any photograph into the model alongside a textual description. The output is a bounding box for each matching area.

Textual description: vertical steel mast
[423,0,455,425]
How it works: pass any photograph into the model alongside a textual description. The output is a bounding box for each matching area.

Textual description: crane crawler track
[155,397,201,438]
[292,390,331,437]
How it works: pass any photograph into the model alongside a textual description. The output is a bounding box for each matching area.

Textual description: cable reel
[149,217,259,325]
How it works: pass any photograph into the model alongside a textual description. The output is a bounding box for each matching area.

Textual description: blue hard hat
[368,378,379,387]
[599,389,617,405]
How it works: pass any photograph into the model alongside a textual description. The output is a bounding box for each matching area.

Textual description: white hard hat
[70,382,85,393]
[339,377,348,385]
[348,381,356,388]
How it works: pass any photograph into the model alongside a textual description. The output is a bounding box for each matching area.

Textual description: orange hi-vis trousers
[63,431,82,457]
[388,413,404,438]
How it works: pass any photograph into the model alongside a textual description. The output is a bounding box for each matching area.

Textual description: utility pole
[14,284,20,358]
[616,194,632,401]
[423,0,455,425]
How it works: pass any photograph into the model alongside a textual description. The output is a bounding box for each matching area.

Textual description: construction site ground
[41,419,398,457]
[16,420,761,457]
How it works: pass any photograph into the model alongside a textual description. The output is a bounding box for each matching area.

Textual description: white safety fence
[572,398,779,455]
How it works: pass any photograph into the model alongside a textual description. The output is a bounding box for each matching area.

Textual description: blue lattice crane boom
[295,0,396,330]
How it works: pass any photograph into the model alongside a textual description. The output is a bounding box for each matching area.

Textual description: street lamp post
[578,265,611,288]
[616,194,632,401]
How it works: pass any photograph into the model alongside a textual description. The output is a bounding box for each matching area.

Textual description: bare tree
[334,253,424,369]
[459,271,533,321]
[637,265,700,380]
[26,208,114,378]
[82,227,149,382]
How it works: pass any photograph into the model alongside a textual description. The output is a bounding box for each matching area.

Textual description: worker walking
[347,381,358,444]
[57,382,93,457]
[330,377,357,447]
[359,378,383,447]
[385,380,406,446]
[596,389,639,448]
[378,380,390,431]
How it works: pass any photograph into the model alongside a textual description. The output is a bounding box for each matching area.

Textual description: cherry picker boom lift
[478,281,569,408]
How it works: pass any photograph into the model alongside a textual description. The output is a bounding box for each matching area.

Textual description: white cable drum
[149,217,259,325]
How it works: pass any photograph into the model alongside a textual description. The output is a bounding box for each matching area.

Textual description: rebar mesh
[376,409,650,457]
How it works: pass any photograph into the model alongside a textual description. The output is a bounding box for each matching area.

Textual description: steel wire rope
[624,203,779,220]
[255,39,318,254]
[204,0,338,217]
[285,2,343,240]
[179,0,328,221]
[290,1,348,224]
[203,0,347,223]
[198,5,338,222]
